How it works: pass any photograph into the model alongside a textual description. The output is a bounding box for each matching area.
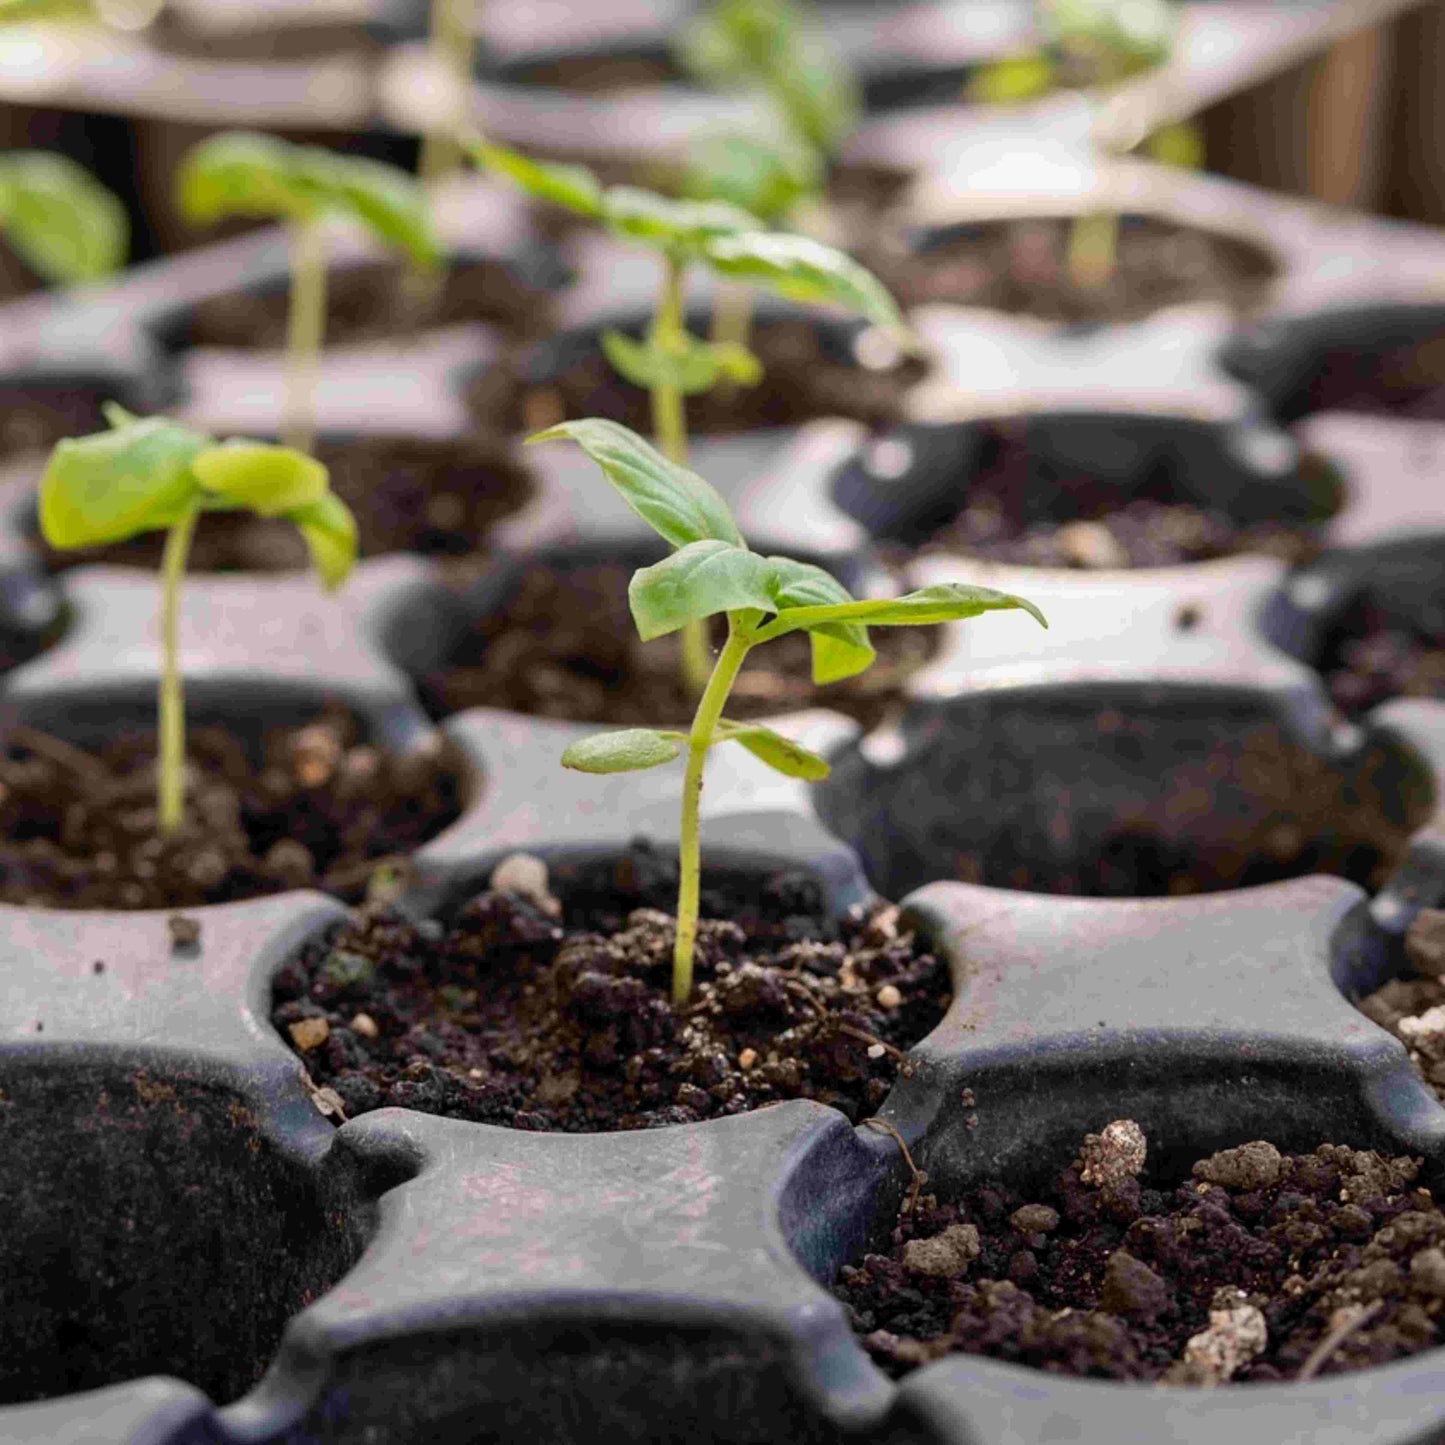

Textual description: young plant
[0,150,127,285]
[535,419,1045,1005]
[465,134,904,693]
[38,405,358,836]
[176,132,440,454]
[970,0,1199,290]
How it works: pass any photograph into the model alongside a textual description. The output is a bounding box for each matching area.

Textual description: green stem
[416,0,473,191]
[648,254,711,697]
[157,505,199,837]
[709,281,753,401]
[1066,209,1118,291]
[673,617,753,1005]
[284,216,327,455]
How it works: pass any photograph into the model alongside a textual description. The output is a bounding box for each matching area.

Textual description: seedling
[465,134,904,692]
[970,0,1201,290]
[535,419,1045,1004]
[177,132,440,453]
[0,150,127,285]
[38,406,358,836]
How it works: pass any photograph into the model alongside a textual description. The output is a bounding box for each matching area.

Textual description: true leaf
[716,721,829,780]
[0,152,128,285]
[39,416,210,548]
[192,441,329,516]
[601,186,762,254]
[526,419,742,549]
[701,230,902,331]
[561,728,683,773]
[177,132,311,224]
[298,148,439,271]
[759,581,1049,635]
[463,136,604,218]
[286,492,357,591]
[761,554,874,683]
[628,540,775,640]
[601,329,722,395]
[682,131,817,223]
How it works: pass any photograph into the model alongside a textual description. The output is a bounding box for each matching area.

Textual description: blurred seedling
[0,150,128,285]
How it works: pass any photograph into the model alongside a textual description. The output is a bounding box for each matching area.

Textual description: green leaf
[0,152,128,285]
[39,416,210,549]
[286,491,357,590]
[1045,0,1175,76]
[561,728,683,773]
[701,230,902,330]
[716,721,829,780]
[710,340,763,386]
[761,555,873,684]
[601,328,720,395]
[1143,119,1204,170]
[463,136,604,217]
[601,185,762,255]
[773,46,860,157]
[526,419,742,549]
[176,132,313,224]
[298,148,439,271]
[192,442,329,516]
[628,539,775,641]
[967,53,1058,104]
[682,131,817,224]
[759,581,1049,635]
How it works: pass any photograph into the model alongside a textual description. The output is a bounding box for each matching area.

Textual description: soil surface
[886,216,1277,325]
[0,388,107,460]
[183,258,548,349]
[1319,605,1445,718]
[1305,336,1445,419]
[486,316,924,437]
[897,429,1329,570]
[0,711,463,908]
[39,436,533,573]
[273,846,948,1131]
[836,1120,1445,1383]
[1358,909,1445,1107]
[415,558,935,730]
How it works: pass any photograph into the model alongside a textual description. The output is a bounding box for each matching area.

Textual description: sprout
[39,405,358,836]
[0,151,127,285]
[465,134,904,693]
[532,419,1045,1003]
[177,132,440,453]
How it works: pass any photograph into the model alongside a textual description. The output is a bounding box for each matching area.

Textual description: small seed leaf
[601,185,763,254]
[717,721,829,780]
[463,136,604,217]
[39,415,210,548]
[628,539,775,640]
[286,491,358,591]
[192,442,329,516]
[176,131,313,223]
[561,728,683,773]
[701,230,902,330]
[526,419,742,549]
[0,151,128,284]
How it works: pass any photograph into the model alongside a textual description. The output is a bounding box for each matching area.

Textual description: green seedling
[465,134,904,694]
[177,132,440,453]
[970,0,1200,291]
[534,418,1045,1004]
[417,0,476,192]
[38,405,358,836]
[0,151,127,285]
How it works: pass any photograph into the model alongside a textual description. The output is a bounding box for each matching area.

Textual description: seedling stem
[284,217,327,454]
[158,503,199,835]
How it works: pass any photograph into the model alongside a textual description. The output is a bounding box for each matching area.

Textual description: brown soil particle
[887,216,1277,324]
[416,558,935,730]
[183,258,549,349]
[493,316,923,437]
[1320,606,1445,718]
[272,847,949,1132]
[40,436,532,573]
[834,1119,1445,1384]
[0,712,463,909]
[1359,914,1445,1104]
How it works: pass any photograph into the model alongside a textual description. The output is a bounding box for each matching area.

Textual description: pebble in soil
[37,436,533,573]
[835,1119,1445,1384]
[0,712,463,908]
[415,558,935,731]
[1316,602,1445,719]
[883,216,1277,325]
[272,847,949,1131]
[892,428,1333,571]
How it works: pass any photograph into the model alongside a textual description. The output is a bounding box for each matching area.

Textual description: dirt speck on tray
[417,559,935,730]
[834,1119,1445,1384]
[272,845,949,1132]
[0,712,464,909]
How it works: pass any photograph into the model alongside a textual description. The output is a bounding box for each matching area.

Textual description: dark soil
[39,436,533,573]
[486,317,924,437]
[886,216,1277,325]
[0,387,106,460]
[1319,606,1445,718]
[899,429,1329,570]
[182,258,548,349]
[0,711,463,909]
[1358,910,1445,1107]
[1305,336,1445,419]
[835,1121,1445,1384]
[415,559,935,730]
[272,846,948,1132]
